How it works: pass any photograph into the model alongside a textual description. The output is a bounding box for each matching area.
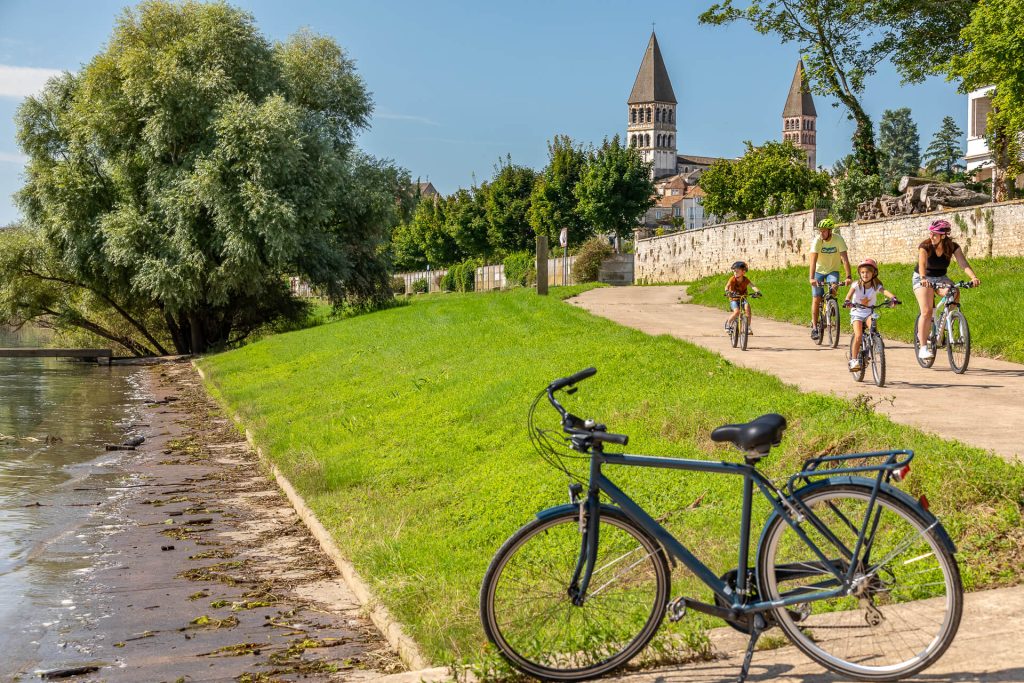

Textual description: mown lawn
[687,257,1024,364]
[198,285,1024,668]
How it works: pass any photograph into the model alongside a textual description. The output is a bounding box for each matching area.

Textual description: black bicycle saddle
[710,414,787,456]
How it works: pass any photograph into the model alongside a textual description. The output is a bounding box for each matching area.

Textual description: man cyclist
[808,217,852,340]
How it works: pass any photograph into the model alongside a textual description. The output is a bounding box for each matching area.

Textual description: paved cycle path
[569,286,1024,462]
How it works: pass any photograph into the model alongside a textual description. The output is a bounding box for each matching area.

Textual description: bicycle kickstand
[735,613,767,683]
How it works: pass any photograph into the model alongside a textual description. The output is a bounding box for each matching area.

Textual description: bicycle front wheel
[741,313,750,351]
[946,310,970,374]
[828,300,841,348]
[871,334,886,387]
[480,507,670,681]
[757,483,962,681]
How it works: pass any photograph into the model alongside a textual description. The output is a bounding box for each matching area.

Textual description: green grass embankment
[687,257,1024,364]
[198,285,1024,668]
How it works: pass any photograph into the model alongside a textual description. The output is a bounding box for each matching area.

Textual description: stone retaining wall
[635,200,1024,282]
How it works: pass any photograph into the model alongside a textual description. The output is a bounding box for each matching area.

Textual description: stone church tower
[782,59,817,169]
[627,32,677,178]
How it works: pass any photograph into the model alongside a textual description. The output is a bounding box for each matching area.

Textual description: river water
[0,328,144,677]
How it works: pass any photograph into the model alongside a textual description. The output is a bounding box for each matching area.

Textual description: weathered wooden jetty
[0,348,113,364]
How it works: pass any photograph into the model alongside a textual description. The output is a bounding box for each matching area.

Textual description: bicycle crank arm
[670,596,739,622]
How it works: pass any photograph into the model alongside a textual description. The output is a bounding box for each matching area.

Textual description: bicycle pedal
[667,596,687,622]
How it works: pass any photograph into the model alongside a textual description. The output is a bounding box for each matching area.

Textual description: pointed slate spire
[783,59,817,117]
[628,32,676,104]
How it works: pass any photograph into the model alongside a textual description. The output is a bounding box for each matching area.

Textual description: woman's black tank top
[919,240,959,277]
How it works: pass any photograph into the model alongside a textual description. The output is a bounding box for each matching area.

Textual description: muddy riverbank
[5,359,403,682]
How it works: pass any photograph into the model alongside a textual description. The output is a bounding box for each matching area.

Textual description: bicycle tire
[480,507,670,681]
[731,317,740,348]
[814,302,825,346]
[827,299,841,348]
[913,314,936,369]
[757,483,963,681]
[848,336,865,382]
[741,312,749,351]
[871,334,886,387]
[946,310,970,374]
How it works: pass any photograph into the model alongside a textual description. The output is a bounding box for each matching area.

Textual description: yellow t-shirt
[810,233,848,275]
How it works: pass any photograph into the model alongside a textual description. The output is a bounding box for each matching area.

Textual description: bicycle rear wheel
[913,314,936,369]
[946,310,970,374]
[827,300,841,348]
[480,507,670,681]
[871,334,886,387]
[848,337,865,382]
[757,483,962,681]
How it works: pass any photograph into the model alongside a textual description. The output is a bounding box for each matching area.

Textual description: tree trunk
[188,312,205,355]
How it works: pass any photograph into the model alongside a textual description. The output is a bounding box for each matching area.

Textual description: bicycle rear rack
[787,449,914,497]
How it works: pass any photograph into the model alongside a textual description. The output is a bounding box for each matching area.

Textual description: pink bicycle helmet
[858,258,878,271]
[929,219,952,234]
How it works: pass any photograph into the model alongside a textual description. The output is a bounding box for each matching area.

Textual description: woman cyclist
[914,219,981,361]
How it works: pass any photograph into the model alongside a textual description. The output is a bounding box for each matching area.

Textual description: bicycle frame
[566,445,914,621]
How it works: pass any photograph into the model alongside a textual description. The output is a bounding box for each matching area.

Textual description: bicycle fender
[534,502,623,523]
[755,476,957,563]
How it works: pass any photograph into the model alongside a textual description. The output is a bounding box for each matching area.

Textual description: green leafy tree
[878,107,921,189]
[948,0,1024,200]
[700,1,884,174]
[574,136,655,240]
[528,135,591,247]
[833,167,886,221]
[872,1,976,84]
[10,1,407,354]
[486,158,537,254]
[446,185,491,261]
[922,116,966,182]
[699,140,831,220]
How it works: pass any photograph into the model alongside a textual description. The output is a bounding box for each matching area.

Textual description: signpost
[559,228,568,286]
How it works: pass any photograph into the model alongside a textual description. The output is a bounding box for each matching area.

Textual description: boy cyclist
[724,261,761,335]
[844,258,899,371]
[808,217,852,340]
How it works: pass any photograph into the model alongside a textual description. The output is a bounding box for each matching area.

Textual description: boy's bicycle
[814,282,842,348]
[845,299,901,387]
[914,281,974,374]
[481,368,962,682]
[726,291,762,351]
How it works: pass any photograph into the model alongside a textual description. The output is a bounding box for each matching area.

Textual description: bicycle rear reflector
[893,464,911,482]
[919,494,930,511]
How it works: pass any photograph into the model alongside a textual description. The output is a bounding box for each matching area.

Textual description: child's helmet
[731,261,747,270]
[858,258,878,272]
[929,219,952,234]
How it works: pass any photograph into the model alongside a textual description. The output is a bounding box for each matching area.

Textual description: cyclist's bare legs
[851,319,865,358]
[811,295,822,327]
[915,285,935,346]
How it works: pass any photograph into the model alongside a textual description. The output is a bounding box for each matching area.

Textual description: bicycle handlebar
[844,299,901,310]
[725,291,762,299]
[548,366,596,392]
[544,368,629,448]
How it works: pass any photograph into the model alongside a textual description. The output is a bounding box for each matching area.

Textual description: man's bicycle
[814,282,842,348]
[914,281,974,374]
[845,299,901,387]
[481,369,962,682]
[726,291,762,351]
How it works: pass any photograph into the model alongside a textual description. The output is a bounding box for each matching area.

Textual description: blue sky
[0,0,967,226]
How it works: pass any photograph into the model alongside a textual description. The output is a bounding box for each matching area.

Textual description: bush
[440,259,476,292]
[571,237,613,283]
[391,276,407,295]
[411,278,428,294]
[503,251,536,288]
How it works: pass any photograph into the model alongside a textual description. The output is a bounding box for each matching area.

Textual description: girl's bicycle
[481,368,962,683]
[725,291,762,351]
[814,282,842,348]
[914,281,974,374]
[845,299,901,387]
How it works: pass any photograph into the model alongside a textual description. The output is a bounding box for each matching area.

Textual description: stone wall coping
[636,208,817,244]
[842,198,1024,229]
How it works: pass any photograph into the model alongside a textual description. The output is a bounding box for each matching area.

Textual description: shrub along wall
[635,200,1024,283]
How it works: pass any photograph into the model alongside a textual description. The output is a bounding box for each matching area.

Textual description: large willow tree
[4,0,409,354]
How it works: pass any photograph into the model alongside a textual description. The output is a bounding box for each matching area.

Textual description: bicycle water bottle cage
[710,414,787,464]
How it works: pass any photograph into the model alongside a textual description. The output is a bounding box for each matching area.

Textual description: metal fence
[395,255,579,294]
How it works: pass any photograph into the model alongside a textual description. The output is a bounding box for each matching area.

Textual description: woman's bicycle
[814,282,842,348]
[914,281,974,374]
[726,291,762,351]
[481,368,962,682]
[845,299,901,387]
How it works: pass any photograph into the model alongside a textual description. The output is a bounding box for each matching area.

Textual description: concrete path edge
[192,361,437,674]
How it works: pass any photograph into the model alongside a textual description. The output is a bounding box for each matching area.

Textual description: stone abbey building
[630,32,818,229]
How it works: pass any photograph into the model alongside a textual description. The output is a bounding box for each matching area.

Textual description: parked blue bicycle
[480,368,962,682]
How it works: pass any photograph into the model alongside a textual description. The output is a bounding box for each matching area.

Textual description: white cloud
[0,64,64,98]
[0,151,28,164]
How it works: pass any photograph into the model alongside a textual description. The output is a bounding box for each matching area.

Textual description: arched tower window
[646,108,651,123]
[630,134,637,147]
[669,109,674,123]
[644,134,650,147]
[668,135,673,147]
[655,109,661,123]
[631,109,636,124]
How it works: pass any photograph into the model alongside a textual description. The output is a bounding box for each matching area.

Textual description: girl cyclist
[844,259,898,372]
[914,219,981,361]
